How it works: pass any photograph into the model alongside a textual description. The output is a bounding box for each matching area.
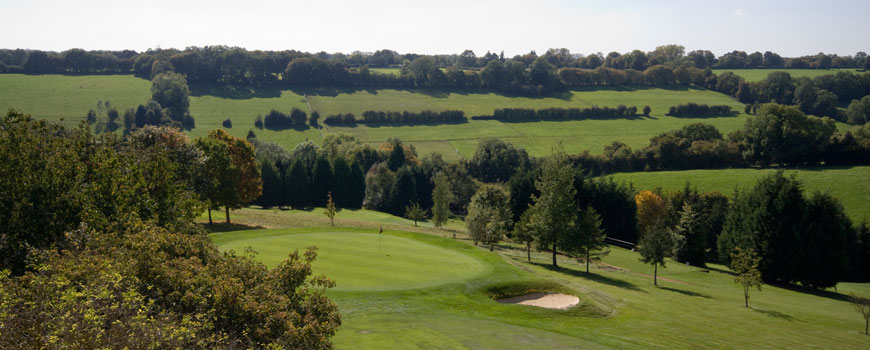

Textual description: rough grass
[2,74,752,160]
[711,68,860,82]
[208,208,870,349]
[608,166,870,222]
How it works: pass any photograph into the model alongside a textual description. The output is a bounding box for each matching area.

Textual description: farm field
[1,74,753,160]
[711,68,858,82]
[210,210,870,349]
[608,166,870,222]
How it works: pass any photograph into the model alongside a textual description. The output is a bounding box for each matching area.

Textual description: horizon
[1,0,868,58]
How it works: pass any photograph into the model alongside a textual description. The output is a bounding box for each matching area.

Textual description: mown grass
[210,208,870,349]
[711,68,860,82]
[608,166,870,222]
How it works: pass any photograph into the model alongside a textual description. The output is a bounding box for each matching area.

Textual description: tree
[324,191,336,226]
[643,105,651,117]
[311,155,334,207]
[849,293,870,335]
[527,148,578,266]
[150,71,191,125]
[731,247,762,307]
[635,190,666,233]
[846,96,870,125]
[431,172,452,229]
[575,206,607,273]
[467,138,531,183]
[513,209,538,262]
[466,184,512,251]
[670,203,706,266]
[285,159,311,209]
[638,225,672,285]
[405,202,426,227]
[203,129,262,223]
[737,104,836,166]
[363,162,395,211]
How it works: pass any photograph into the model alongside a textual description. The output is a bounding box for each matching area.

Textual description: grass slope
[608,166,870,221]
[210,212,870,349]
[711,69,859,82]
[1,74,751,160]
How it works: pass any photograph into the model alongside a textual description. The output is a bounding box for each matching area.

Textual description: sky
[1,0,868,57]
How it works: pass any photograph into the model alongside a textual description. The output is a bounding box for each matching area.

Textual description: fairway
[608,166,870,221]
[213,229,487,291]
[208,222,870,349]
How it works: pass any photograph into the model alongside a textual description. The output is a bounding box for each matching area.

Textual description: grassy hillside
[711,68,859,82]
[608,166,870,222]
[1,74,752,160]
[211,210,870,349]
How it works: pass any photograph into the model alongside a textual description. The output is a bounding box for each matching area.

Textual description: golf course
[208,208,870,349]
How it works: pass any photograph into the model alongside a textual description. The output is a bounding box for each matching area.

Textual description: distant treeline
[666,104,733,117]
[4,46,870,124]
[472,106,641,121]
[322,110,466,125]
[572,104,870,174]
[2,46,866,78]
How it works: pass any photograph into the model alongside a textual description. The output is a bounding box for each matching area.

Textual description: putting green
[215,230,487,291]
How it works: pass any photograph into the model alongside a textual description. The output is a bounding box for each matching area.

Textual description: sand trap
[497,293,579,309]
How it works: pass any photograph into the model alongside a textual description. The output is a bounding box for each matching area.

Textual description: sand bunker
[497,293,579,309]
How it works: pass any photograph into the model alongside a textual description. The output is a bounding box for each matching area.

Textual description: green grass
[210,213,870,349]
[1,74,755,160]
[608,166,870,222]
[2,74,856,160]
[314,86,751,158]
[213,228,487,291]
[369,68,401,76]
[711,69,860,82]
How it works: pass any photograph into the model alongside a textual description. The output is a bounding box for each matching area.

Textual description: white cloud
[734,8,745,16]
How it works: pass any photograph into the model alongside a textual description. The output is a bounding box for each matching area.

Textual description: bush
[222,118,232,128]
[474,106,640,122]
[666,103,733,117]
[263,109,307,129]
[359,110,466,125]
[324,113,358,125]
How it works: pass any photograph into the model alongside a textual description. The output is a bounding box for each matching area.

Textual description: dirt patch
[497,293,580,309]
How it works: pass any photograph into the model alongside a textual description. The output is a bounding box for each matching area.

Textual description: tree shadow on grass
[529,262,645,292]
[752,307,795,322]
[659,286,712,299]
[190,84,283,99]
[766,281,850,303]
[202,222,265,233]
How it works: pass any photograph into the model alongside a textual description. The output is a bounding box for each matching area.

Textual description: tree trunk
[489,243,493,251]
[208,208,212,225]
[654,263,658,286]
[865,318,868,335]
[526,242,531,262]
[552,242,557,267]
[225,206,230,224]
[586,249,590,273]
[745,286,749,307]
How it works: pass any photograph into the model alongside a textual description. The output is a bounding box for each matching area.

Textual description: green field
[712,69,859,82]
[1,74,754,160]
[609,166,870,222]
[211,210,870,349]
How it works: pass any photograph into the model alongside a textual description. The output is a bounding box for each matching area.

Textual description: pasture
[711,68,859,82]
[1,74,751,160]
[211,209,870,349]
[608,166,870,222]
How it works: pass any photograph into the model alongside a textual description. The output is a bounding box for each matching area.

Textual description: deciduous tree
[731,247,762,307]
